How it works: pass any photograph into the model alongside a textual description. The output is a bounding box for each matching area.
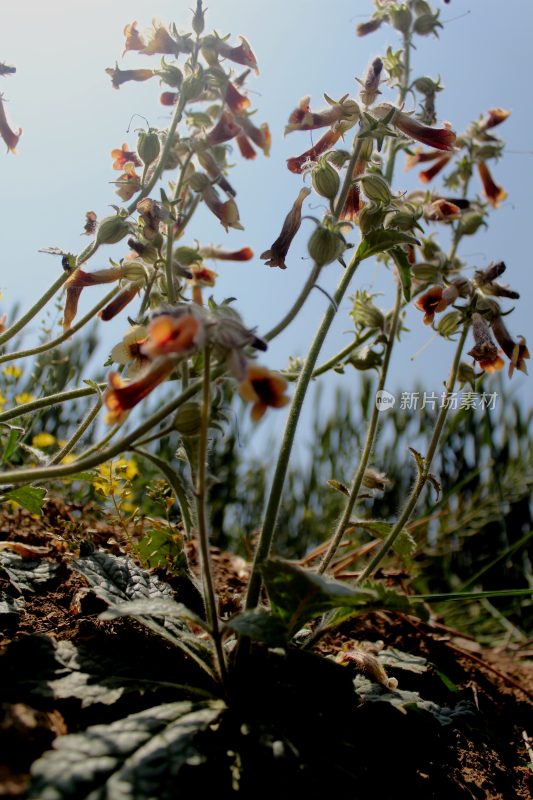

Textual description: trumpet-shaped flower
[111,144,142,171]
[374,104,456,151]
[287,129,342,174]
[0,94,22,153]
[104,358,175,424]
[467,313,504,373]
[239,364,290,421]
[261,187,311,269]
[477,161,507,208]
[141,310,206,360]
[491,316,529,378]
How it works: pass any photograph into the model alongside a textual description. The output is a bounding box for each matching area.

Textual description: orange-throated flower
[113,162,141,201]
[99,284,141,321]
[105,65,156,90]
[477,161,507,208]
[202,185,243,231]
[418,154,451,183]
[63,267,124,331]
[141,309,206,360]
[111,143,142,171]
[479,107,511,132]
[224,81,251,115]
[237,116,271,157]
[122,21,145,54]
[424,198,461,222]
[374,104,456,151]
[287,129,342,174]
[199,246,253,261]
[215,36,258,72]
[104,358,175,424]
[110,325,149,377]
[205,111,242,146]
[261,187,311,269]
[357,57,383,107]
[238,364,290,421]
[491,316,529,378]
[414,284,460,325]
[141,24,193,57]
[189,265,218,305]
[467,312,505,373]
[0,94,22,153]
[284,95,359,134]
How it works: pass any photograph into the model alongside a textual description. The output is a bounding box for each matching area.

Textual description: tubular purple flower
[260,187,311,269]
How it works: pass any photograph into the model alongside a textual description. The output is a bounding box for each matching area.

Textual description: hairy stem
[0,287,119,365]
[318,280,403,573]
[195,346,227,687]
[0,273,69,347]
[357,323,470,583]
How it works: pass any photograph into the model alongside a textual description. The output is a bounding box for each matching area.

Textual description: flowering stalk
[318,281,403,574]
[195,344,228,688]
[244,248,365,611]
[357,322,470,584]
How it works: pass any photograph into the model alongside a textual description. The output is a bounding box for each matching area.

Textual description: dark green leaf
[261,559,375,633]
[28,701,225,800]
[355,230,420,262]
[5,485,47,514]
[224,610,288,647]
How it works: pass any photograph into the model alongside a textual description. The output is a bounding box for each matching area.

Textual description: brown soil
[0,499,532,799]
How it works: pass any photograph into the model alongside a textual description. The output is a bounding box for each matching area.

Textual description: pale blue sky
[2,1,531,433]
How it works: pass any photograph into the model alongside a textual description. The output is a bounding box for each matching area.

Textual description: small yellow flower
[15,392,35,404]
[114,458,138,481]
[32,432,56,448]
[61,454,76,464]
[3,365,22,378]
[0,391,6,408]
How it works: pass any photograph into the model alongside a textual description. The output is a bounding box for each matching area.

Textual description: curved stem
[195,345,227,687]
[284,330,374,382]
[0,384,105,423]
[318,280,403,574]
[50,397,103,465]
[126,94,188,216]
[356,322,470,584]
[0,368,223,485]
[244,252,364,611]
[0,287,119,365]
[0,272,69,347]
[264,264,322,342]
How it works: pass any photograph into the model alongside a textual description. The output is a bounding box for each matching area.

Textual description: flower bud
[412,0,433,14]
[437,311,462,338]
[352,292,385,330]
[458,212,486,236]
[308,224,345,267]
[158,61,183,88]
[327,149,351,169]
[181,70,205,101]
[121,261,150,283]
[188,172,211,192]
[411,263,441,282]
[349,346,382,371]
[413,13,442,36]
[412,76,440,94]
[174,246,202,266]
[390,6,412,34]
[359,173,391,204]
[358,136,375,163]
[357,203,386,234]
[95,215,129,246]
[457,361,476,388]
[174,401,202,437]
[312,158,340,199]
[192,0,206,36]
[383,209,421,231]
[137,130,160,168]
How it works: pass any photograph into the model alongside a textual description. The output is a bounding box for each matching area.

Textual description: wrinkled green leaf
[101,598,206,630]
[261,559,375,634]
[378,648,428,674]
[354,675,476,726]
[0,551,58,593]
[0,590,23,626]
[5,485,47,514]
[355,230,420,262]
[72,552,214,677]
[224,610,288,647]
[28,701,225,800]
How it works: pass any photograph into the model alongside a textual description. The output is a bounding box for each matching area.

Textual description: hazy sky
[2,0,531,439]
